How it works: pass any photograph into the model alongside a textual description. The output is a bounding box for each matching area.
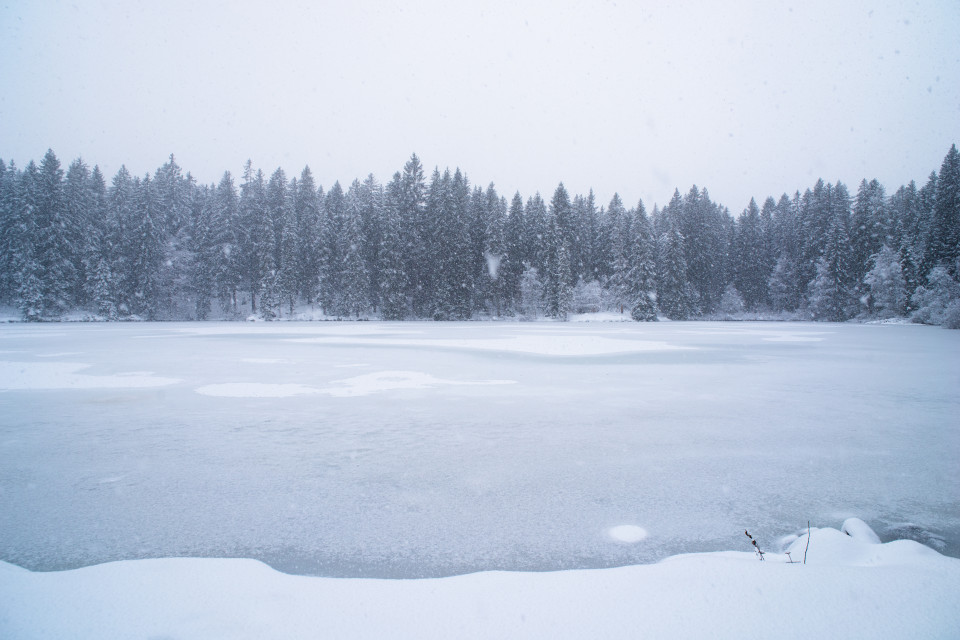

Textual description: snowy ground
[0,321,958,582]
[2,519,959,639]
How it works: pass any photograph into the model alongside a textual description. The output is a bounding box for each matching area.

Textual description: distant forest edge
[1,145,959,327]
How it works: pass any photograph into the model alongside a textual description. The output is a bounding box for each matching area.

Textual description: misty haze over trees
[1,145,958,326]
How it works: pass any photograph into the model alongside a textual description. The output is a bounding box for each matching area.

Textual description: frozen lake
[1,321,958,577]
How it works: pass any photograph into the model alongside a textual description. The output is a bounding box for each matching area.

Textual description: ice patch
[608,525,649,543]
[36,352,84,357]
[240,358,291,364]
[196,383,321,398]
[324,371,516,397]
[291,335,690,356]
[0,361,179,390]
[195,371,515,399]
[761,334,825,342]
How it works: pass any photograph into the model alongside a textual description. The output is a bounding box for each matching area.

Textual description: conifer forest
[1,145,958,325]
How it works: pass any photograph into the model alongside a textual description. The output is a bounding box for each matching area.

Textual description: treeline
[0,146,958,325]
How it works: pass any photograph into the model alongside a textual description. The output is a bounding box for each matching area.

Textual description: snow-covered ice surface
[2,521,959,639]
[0,321,958,579]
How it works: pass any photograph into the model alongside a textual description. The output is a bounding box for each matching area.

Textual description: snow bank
[2,522,957,640]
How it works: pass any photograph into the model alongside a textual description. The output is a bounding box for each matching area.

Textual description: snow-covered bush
[910,267,960,327]
[572,280,602,314]
[943,300,960,330]
[862,245,907,318]
[518,265,544,320]
[718,284,745,318]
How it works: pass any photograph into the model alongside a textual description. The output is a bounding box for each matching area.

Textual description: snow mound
[841,517,882,544]
[1,520,957,640]
[608,525,649,543]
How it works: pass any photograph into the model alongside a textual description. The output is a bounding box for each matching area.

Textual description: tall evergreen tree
[808,200,854,321]
[549,183,575,288]
[190,184,217,320]
[34,149,75,317]
[657,214,693,320]
[734,198,767,309]
[483,184,507,316]
[294,167,321,304]
[603,193,630,310]
[626,199,658,321]
[501,192,526,310]
[212,171,240,314]
[524,193,548,275]
[927,144,960,275]
[379,172,409,320]
[126,174,166,319]
[238,162,271,314]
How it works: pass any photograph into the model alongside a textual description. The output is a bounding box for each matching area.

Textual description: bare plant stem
[804,520,811,565]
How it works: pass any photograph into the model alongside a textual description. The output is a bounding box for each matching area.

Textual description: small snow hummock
[1,519,957,640]
[607,524,649,543]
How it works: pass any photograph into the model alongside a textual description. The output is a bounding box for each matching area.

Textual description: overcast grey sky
[1,0,958,212]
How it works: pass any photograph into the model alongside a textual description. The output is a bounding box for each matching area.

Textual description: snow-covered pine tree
[734,198,766,310]
[294,167,321,305]
[212,171,240,315]
[603,193,630,312]
[554,242,573,320]
[34,150,75,318]
[84,165,118,319]
[0,159,21,304]
[808,202,855,322]
[319,180,346,315]
[927,144,960,276]
[626,199,658,321]
[577,189,601,283]
[189,184,216,320]
[64,158,94,307]
[657,215,694,320]
[525,193,548,277]
[10,161,43,319]
[379,173,409,320]
[107,166,135,315]
[337,188,369,318]
[266,168,288,283]
[484,184,507,316]
[238,162,271,314]
[549,183,575,291]
[467,184,488,315]
[127,174,166,319]
[851,179,889,288]
[356,174,384,312]
[501,192,526,312]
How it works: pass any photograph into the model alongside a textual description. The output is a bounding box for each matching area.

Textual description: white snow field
[2,520,959,639]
